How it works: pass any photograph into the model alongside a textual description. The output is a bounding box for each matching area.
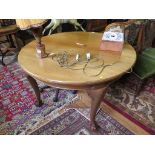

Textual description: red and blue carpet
[104,74,155,134]
[0,62,78,134]
[1,57,155,134]
[30,108,133,135]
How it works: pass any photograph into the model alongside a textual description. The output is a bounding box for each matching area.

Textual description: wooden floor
[65,90,149,135]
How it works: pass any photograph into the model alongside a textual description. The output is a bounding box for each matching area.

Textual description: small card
[102,32,124,42]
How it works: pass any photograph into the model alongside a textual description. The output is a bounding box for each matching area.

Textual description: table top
[18,32,136,90]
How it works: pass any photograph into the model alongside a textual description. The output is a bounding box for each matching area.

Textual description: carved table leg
[87,87,108,131]
[27,75,43,107]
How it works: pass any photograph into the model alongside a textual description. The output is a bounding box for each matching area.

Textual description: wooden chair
[133,20,155,96]
[104,20,146,95]
[105,20,155,97]
[105,19,143,52]
[0,25,21,66]
[0,46,17,66]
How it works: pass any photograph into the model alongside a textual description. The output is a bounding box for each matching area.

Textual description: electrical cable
[51,51,119,77]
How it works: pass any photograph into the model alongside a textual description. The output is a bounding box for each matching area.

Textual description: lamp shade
[16,19,47,30]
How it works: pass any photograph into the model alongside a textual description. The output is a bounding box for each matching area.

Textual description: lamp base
[36,44,48,58]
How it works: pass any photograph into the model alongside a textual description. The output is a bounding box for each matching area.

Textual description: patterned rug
[104,74,155,134]
[1,56,155,135]
[0,62,78,135]
[31,108,133,135]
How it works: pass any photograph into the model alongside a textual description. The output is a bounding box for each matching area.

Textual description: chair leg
[133,79,146,102]
[1,52,6,66]
[8,34,16,48]
[39,86,77,102]
[39,85,60,102]
[71,90,77,94]
[40,85,51,92]
[0,49,8,66]
[53,89,60,102]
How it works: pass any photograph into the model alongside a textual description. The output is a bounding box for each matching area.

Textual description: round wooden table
[18,32,136,131]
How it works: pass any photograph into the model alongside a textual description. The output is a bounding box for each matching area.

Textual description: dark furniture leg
[0,33,20,66]
[40,85,77,102]
[14,33,21,51]
[8,34,16,48]
[40,85,51,92]
[135,79,145,97]
[0,49,6,66]
[53,89,60,102]
[0,49,11,66]
[1,52,6,66]
[133,78,146,103]
[71,90,77,94]
[27,75,43,107]
[40,85,60,102]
